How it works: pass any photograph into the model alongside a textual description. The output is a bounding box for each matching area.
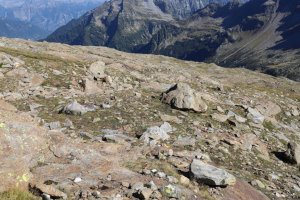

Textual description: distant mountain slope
[46,0,241,48]
[0,18,48,40]
[45,0,300,81]
[0,0,104,39]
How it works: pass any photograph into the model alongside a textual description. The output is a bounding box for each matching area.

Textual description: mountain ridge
[45,0,300,81]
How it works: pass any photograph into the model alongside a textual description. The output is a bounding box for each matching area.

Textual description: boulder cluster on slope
[0,38,299,200]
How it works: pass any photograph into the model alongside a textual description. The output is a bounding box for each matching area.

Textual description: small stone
[122,182,130,188]
[138,187,153,200]
[180,175,190,185]
[145,181,158,191]
[132,182,144,191]
[211,113,228,122]
[134,92,142,98]
[78,132,93,140]
[268,173,279,180]
[74,177,82,183]
[92,191,101,198]
[161,185,181,198]
[167,176,178,184]
[100,103,111,108]
[64,118,74,129]
[157,171,166,178]
[42,193,51,200]
[93,118,101,123]
[140,123,171,144]
[103,76,113,84]
[216,106,224,113]
[173,136,195,146]
[255,180,265,189]
[49,121,61,130]
[235,114,247,123]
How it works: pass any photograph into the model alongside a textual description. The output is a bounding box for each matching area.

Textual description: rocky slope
[0,37,299,199]
[45,0,300,81]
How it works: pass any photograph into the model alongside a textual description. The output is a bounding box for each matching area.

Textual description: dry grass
[0,189,38,200]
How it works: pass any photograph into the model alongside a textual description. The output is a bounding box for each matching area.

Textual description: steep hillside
[45,0,300,81]
[0,37,299,200]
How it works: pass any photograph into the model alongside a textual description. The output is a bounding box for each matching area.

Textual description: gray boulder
[247,107,265,124]
[190,159,236,186]
[161,83,207,113]
[89,60,106,78]
[284,142,300,165]
[173,136,195,146]
[140,122,172,144]
[61,100,88,115]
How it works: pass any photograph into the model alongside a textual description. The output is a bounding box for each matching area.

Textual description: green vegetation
[123,157,180,180]
[0,189,38,200]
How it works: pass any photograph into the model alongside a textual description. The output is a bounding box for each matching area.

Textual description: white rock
[74,177,82,183]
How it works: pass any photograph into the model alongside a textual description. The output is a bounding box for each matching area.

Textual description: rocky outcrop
[161,83,208,112]
[0,101,49,192]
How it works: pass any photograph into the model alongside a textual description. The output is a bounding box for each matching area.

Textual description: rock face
[284,142,300,165]
[190,159,236,186]
[161,83,208,112]
[0,101,49,191]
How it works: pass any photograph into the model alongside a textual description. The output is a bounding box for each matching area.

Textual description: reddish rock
[220,179,270,200]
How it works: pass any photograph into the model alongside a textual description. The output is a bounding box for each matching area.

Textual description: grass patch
[0,189,38,200]
[123,157,180,180]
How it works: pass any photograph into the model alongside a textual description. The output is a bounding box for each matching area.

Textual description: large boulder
[89,60,106,78]
[284,142,300,165]
[161,83,207,113]
[61,100,88,115]
[80,78,102,94]
[190,159,236,187]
